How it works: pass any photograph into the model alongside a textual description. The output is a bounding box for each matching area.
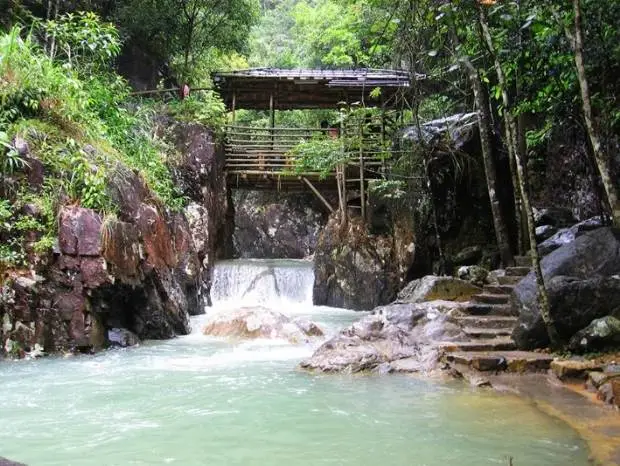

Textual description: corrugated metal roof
[212,68,416,110]
[214,68,415,85]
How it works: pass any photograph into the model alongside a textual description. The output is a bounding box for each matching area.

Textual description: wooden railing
[224,125,331,176]
[224,125,389,178]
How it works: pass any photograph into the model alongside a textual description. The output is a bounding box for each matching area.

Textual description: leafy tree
[116,0,259,83]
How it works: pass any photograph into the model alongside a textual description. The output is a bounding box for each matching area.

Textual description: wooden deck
[224,125,385,192]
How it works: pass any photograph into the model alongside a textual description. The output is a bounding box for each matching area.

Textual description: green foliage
[167,92,226,128]
[249,0,396,68]
[38,11,121,72]
[368,179,406,200]
[116,0,259,83]
[289,136,346,179]
[0,131,29,175]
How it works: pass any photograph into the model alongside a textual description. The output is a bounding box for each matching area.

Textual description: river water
[0,260,590,465]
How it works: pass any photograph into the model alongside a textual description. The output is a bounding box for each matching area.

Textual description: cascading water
[210,259,315,308]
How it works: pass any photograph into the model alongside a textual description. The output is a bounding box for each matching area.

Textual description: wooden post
[231,89,237,123]
[359,121,366,222]
[269,91,275,150]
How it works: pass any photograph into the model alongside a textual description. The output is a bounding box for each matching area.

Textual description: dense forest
[0,0,619,348]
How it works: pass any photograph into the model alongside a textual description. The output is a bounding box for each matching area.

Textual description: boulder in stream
[300,301,465,373]
[203,307,323,343]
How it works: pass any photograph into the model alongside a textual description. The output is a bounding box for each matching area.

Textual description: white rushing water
[0,259,591,466]
[210,258,315,308]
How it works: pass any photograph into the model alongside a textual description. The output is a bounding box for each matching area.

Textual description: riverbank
[484,373,620,466]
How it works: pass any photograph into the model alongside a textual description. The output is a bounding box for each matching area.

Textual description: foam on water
[210,258,315,309]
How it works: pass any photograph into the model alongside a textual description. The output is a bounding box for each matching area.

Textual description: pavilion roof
[212,68,415,110]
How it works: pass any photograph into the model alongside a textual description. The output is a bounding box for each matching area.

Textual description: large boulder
[203,307,323,343]
[537,216,605,256]
[533,207,577,228]
[512,227,620,349]
[398,275,480,303]
[300,301,465,373]
[569,316,620,353]
[313,214,415,311]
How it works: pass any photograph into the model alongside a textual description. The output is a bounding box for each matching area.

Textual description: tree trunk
[571,0,620,225]
[461,57,514,267]
[479,6,560,347]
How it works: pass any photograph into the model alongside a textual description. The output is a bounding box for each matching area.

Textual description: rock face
[300,301,465,373]
[313,214,415,311]
[232,190,325,259]
[0,121,231,358]
[398,275,481,303]
[203,307,323,343]
[537,216,605,256]
[512,227,620,349]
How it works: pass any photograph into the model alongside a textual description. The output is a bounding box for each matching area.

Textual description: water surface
[0,260,589,465]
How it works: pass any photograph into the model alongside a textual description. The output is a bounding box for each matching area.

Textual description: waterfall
[210,259,314,308]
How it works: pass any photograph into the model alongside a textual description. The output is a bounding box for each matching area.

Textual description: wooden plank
[302,177,335,213]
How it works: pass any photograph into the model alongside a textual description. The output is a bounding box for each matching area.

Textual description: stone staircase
[437,256,555,374]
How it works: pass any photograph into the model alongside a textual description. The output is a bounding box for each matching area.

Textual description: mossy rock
[397,276,481,303]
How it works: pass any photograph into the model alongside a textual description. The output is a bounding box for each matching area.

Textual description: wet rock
[101,220,141,281]
[108,167,151,221]
[233,190,325,259]
[587,371,620,390]
[0,457,27,466]
[513,227,620,349]
[107,328,140,347]
[185,203,210,256]
[535,225,558,242]
[569,316,620,353]
[612,379,620,408]
[551,359,602,381]
[398,275,480,303]
[80,257,111,289]
[538,216,606,256]
[456,266,489,287]
[533,207,577,228]
[596,381,619,406]
[487,269,506,285]
[136,203,176,270]
[301,301,465,373]
[203,307,321,343]
[292,318,324,337]
[58,207,102,256]
[313,215,414,311]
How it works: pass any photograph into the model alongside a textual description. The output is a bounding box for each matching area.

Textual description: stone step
[472,293,510,305]
[444,351,554,373]
[483,284,514,295]
[463,327,514,339]
[505,266,531,277]
[454,315,518,329]
[435,338,516,352]
[514,255,531,267]
[459,303,515,316]
[497,275,524,286]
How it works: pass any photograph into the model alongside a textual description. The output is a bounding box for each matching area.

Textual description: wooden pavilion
[212,68,412,215]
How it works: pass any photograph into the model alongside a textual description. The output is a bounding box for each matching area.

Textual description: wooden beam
[231,89,237,123]
[302,177,335,213]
